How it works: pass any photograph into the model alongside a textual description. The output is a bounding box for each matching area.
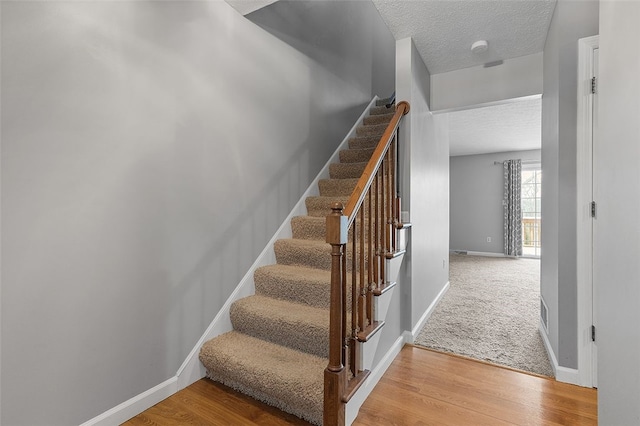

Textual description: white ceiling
[371,0,556,74]
[448,97,541,156]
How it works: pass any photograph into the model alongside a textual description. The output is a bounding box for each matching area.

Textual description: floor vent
[540,297,549,332]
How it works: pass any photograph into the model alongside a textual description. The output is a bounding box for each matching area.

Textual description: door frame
[576,35,599,388]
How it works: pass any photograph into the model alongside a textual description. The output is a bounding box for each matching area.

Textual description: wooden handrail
[324,100,410,426]
[343,101,410,223]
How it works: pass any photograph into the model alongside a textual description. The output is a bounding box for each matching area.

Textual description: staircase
[199,98,396,425]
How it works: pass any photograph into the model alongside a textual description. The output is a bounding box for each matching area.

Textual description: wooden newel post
[325,202,348,426]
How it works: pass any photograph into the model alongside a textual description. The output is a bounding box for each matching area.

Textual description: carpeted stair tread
[356,123,388,137]
[376,97,393,107]
[231,295,329,357]
[305,195,350,217]
[363,112,394,126]
[199,331,324,425]
[329,162,367,179]
[275,239,332,270]
[339,148,375,164]
[348,135,381,150]
[370,105,393,115]
[318,178,359,197]
[275,238,364,271]
[291,216,326,240]
[254,264,333,308]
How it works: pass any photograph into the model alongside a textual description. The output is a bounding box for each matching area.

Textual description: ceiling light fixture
[471,40,489,54]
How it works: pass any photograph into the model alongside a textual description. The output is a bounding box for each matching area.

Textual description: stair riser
[318,178,358,197]
[363,113,394,126]
[339,149,374,163]
[291,216,379,242]
[349,136,381,150]
[254,266,331,308]
[370,105,393,115]
[274,240,371,272]
[356,124,387,137]
[306,196,395,218]
[329,162,367,179]
[230,301,329,358]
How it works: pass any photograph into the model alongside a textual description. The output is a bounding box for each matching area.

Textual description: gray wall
[397,38,450,330]
[248,1,396,99]
[0,2,395,424]
[541,0,598,370]
[450,150,541,254]
[596,1,640,422]
[431,53,543,112]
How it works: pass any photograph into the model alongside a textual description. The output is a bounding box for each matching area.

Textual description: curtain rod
[493,160,541,165]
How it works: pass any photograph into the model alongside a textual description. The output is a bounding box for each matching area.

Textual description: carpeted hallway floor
[414,254,554,377]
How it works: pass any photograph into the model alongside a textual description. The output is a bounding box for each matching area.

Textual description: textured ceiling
[448,97,541,156]
[371,0,556,74]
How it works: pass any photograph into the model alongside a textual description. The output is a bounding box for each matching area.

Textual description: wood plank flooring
[123,345,597,425]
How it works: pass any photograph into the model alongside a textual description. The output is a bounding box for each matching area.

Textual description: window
[521,167,541,257]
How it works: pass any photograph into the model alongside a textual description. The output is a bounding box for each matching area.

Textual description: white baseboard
[538,321,580,385]
[346,335,405,425]
[79,97,379,426]
[79,377,178,426]
[450,250,506,258]
[406,281,450,343]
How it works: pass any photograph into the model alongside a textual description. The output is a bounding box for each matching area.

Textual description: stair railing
[324,100,410,425]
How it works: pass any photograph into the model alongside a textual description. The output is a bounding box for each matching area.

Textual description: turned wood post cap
[397,101,410,115]
[331,202,344,213]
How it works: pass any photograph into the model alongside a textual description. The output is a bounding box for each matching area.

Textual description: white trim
[346,335,405,425]
[539,321,580,385]
[79,377,178,426]
[576,35,599,388]
[431,94,541,115]
[407,281,450,343]
[80,97,380,426]
[450,250,506,258]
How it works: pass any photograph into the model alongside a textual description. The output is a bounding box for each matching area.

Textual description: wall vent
[540,296,549,332]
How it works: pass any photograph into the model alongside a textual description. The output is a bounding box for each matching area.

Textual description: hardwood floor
[356,346,596,425]
[123,345,597,425]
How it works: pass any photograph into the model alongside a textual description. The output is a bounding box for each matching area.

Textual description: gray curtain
[503,159,522,256]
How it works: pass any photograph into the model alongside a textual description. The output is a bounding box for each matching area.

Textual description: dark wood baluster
[350,218,358,377]
[380,156,386,285]
[391,136,398,252]
[359,207,366,331]
[367,186,374,324]
[341,228,348,377]
[374,168,380,290]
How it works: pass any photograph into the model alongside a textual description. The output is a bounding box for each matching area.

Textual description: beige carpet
[199,98,394,425]
[414,254,554,377]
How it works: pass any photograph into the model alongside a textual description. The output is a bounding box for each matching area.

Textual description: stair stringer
[175,96,379,391]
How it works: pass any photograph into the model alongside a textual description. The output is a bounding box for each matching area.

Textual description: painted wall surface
[248,0,396,99]
[450,150,541,254]
[541,0,598,370]
[396,38,450,330]
[596,1,640,422]
[0,2,395,424]
[431,53,543,112]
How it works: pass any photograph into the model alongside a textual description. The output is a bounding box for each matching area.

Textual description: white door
[591,47,599,388]
[577,35,598,388]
